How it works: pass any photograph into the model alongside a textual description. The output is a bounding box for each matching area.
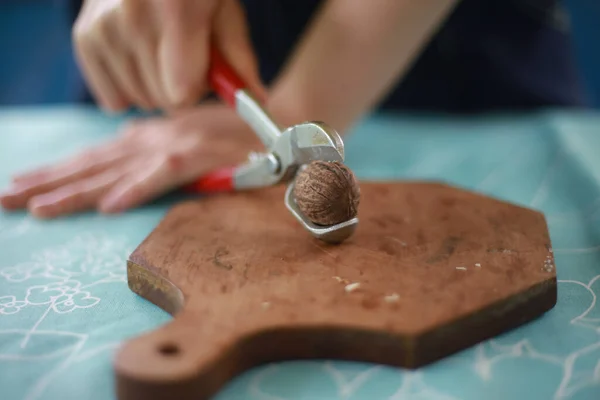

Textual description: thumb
[212,0,267,103]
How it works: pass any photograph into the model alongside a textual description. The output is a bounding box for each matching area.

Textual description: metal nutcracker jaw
[270,121,346,182]
[233,89,347,190]
[230,122,345,189]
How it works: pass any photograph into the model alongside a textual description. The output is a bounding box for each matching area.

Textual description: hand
[72,0,265,113]
[0,105,262,218]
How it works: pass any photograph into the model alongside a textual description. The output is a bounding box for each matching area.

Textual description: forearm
[266,0,459,134]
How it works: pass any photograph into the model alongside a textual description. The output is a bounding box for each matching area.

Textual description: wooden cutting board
[114,181,557,400]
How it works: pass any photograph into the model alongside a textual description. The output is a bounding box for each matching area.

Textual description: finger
[99,151,201,213]
[1,140,132,209]
[10,137,131,185]
[213,0,267,102]
[158,1,210,108]
[73,26,129,113]
[123,2,168,110]
[95,10,153,110]
[27,169,125,219]
[134,39,171,110]
[10,130,137,185]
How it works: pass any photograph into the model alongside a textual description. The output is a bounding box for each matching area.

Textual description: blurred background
[0,0,598,109]
[562,0,600,108]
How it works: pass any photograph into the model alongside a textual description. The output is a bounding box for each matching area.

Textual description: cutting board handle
[114,307,245,400]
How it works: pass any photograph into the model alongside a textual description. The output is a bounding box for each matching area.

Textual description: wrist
[265,84,356,137]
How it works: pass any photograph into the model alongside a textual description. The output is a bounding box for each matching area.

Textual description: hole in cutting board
[158,342,180,356]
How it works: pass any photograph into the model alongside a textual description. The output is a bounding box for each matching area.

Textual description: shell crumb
[384,293,400,303]
[456,266,467,271]
[542,258,554,272]
[333,276,350,284]
[542,265,554,272]
[344,282,361,293]
[261,302,271,310]
[388,237,408,246]
[475,263,481,267]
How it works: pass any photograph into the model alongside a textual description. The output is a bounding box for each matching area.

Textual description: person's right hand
[72,0,266,113]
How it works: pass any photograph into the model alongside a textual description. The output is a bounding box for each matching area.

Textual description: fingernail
[26,197,56,218]
[7,186,32,196]
[29,204,56,219]
[28,194,60,208]
[99,195,122,213]
[0,185,21,195]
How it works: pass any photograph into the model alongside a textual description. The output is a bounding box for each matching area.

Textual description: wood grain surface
[114,181,557,400]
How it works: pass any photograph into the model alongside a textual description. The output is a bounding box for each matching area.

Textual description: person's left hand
[0,105,262,218]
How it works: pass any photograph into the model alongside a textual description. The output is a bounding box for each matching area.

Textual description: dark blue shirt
[239,0,589,113]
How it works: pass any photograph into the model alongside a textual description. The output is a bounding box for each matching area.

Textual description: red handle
[184,47,249,193]
[208,46,247,107]
[183,166,236,193]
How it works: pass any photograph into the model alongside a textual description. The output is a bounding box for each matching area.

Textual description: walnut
[293,160,360,226]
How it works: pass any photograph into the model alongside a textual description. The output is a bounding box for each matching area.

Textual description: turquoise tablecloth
[1,106,600,400]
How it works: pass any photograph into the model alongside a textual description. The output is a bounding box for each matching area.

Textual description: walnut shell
[293,160,360,226]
